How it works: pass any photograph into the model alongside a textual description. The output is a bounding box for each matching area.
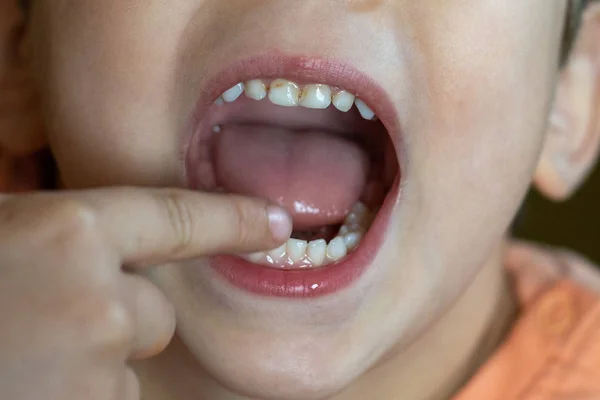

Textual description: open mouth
[185,55,401,298]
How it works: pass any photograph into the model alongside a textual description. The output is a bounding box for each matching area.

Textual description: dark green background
[515,162,599,265]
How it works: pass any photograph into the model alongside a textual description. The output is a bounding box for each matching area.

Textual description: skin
[1,1,600,399]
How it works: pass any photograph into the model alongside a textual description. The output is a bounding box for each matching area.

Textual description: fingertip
[266,205,293,243]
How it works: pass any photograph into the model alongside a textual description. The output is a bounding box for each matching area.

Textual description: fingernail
[267,205,293,243]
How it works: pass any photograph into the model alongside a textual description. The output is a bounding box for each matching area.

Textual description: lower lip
[210,178,399,298]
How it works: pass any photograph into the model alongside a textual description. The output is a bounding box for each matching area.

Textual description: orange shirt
[455,242,600,400]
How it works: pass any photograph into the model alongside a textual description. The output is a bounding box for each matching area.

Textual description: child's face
[28,1,570,398]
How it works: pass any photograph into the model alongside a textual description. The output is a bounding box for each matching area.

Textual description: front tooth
[247,251,266,264]
[287,239,308,264]
[307,239,327,267]
[332,90,355,112]
[214,97,225,106]
[267,244,287,264]
[344,232,363,251]
[355,98,376,120]
[222,83,245,103]
[245,79,267,101]
[299,84,332,109]
[327,237,348,261]
[268,79,300,107]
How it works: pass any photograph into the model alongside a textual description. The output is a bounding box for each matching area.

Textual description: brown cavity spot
[292,224,339,242]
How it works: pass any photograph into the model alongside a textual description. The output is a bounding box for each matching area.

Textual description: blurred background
[515,162,599,264]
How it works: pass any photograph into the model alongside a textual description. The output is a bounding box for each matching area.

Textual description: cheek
[31,1,198,188]
[373,0,563,333]
[403,0,560,251]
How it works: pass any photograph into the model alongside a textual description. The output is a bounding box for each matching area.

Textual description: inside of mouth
[206,79,399,269]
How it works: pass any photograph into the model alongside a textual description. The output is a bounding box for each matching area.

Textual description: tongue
[214,126,369,230]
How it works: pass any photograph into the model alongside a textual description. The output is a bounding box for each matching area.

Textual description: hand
[0,187,291,400]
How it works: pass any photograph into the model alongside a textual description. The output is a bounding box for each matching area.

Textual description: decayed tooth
[346,222,367,234]
[245,79,267,101]
[307,239,327,267]
[299,84,332,109]
[355,98,376,120]
[267,244,287,264]
[351,202,368,215]
[268,79,300,107]
[344,232,363,251]
[327,237,348,261]
[338,225,350,236]
[332,90,355,112]
[345,213,361,225]
[345,202,369,225]
[345,210,368,225]
[287,239,308,264]
[222,83,245,103]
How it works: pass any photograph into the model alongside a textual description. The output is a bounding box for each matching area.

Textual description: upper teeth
[299,84,332,109]
[214,79,378,121]
[245,79,268,101]
[354,99,376,121]
[222,83,245,103]
[332,90,355,113]
[269,79,301,107]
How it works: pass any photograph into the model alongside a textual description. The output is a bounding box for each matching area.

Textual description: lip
[186,52,403,298]
[212,177,399,298]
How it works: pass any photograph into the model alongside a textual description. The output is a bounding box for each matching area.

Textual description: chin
[181,328,361,400]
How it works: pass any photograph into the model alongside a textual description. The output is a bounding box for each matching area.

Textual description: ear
[534,3,600,202]
[0,0,46,192]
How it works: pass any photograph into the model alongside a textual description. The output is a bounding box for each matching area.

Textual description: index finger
[86,188,292,265]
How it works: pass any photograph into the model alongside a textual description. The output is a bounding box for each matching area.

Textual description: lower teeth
[242,202,373,269]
